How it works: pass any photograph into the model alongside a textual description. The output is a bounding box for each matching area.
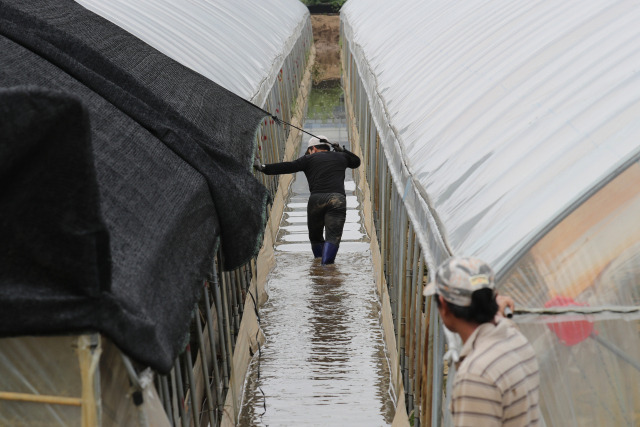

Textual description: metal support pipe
[202,285,223,412]
[211,260,230,388]
[183,347,201,427]
[422,292,433,427]
[155,376,165,413]
[160,375,174,426]
[385,167,392,285]
[391,187,398,321]
[411,243,423,418]
[233,269,243,328]
[388,186,396,326]
[397,200,406,359]
[173,357,188,427]
[385,171,393,284]
[431,300,444,427]
[395,192,403,351]
[395,194,402,333]
[193,307,217,427]
[226,271,239,341]
[220,270,235,358]
[378,156,385,274]
[401,211,410,399]
[404,224,416,411]
[591,334,640,372]
[237,267,247,307]
[233,269,241,327]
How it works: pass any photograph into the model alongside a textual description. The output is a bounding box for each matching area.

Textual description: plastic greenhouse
[341,0,640,425]
[0,0,312,426]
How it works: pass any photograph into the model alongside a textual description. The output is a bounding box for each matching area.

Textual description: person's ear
[438,295,450,316]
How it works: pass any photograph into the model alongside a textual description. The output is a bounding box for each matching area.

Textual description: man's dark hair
[306,144,330,155]
[435,288,498,324]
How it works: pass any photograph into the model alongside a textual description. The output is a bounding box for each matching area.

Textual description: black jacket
[262,150,360,195]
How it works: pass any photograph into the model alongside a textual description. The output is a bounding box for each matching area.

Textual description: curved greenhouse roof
[342,1,640,425]
[0,0,311,374]
[341,0,640,275]
[76,0,310,105]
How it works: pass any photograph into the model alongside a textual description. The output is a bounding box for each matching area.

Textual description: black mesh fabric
[0,0,269,372]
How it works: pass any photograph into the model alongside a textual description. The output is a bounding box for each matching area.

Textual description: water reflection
[308,263,350,375]
[238,252,395,426]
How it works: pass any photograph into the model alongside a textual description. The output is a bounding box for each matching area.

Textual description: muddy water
[239,85,395,426]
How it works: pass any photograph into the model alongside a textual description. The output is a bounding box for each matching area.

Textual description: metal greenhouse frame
[342,39,446,425]
[340,1,640,426]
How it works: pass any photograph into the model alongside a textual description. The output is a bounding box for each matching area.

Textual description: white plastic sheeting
[75,0,310,106]
[501,157,640,426]
[341,0,640,275]
[342,1,640,425]
[0,335,170,427]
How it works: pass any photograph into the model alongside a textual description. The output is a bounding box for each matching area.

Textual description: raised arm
[254,156,308,175]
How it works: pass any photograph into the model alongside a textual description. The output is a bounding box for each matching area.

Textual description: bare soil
[311,15,341,84]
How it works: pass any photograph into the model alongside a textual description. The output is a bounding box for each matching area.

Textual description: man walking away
[254,135,360,265]
[423,257,540,427]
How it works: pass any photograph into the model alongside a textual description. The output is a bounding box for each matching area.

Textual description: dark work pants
[307,193,347,246]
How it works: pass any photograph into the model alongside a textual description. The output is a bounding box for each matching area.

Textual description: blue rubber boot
[321,242,339,265]
[311,243,323,258]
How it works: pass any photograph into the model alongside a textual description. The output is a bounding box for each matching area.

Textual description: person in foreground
[423,257,540,427]
[254,135,360,265]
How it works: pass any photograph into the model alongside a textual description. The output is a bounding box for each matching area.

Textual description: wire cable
[240,97,327,141]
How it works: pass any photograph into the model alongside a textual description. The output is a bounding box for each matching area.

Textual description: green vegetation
[307,83,343,122]
[311,63,323,85]
[300,0,346,12]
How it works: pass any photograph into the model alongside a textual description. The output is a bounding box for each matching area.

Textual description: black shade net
[0,0,270,372]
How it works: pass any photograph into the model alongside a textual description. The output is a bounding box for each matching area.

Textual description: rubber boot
[321,242,339,265]
[311,243,323,258]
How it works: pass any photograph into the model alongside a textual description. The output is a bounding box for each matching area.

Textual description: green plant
[311,63,323,85]
[307,84,343,121]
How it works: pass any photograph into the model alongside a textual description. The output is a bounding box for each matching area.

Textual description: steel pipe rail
[342,30,446,427]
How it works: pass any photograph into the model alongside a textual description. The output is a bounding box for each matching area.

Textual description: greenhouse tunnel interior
[1,0,639,426]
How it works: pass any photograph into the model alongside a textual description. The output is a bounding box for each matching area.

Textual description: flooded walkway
[239,85,395,426]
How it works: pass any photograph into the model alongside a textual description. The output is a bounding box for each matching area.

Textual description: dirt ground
[311,15,341,84]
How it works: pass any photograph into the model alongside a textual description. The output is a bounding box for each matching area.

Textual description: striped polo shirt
[450,317,540,427]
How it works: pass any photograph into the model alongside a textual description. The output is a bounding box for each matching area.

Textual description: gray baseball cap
[423,257,495,307]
